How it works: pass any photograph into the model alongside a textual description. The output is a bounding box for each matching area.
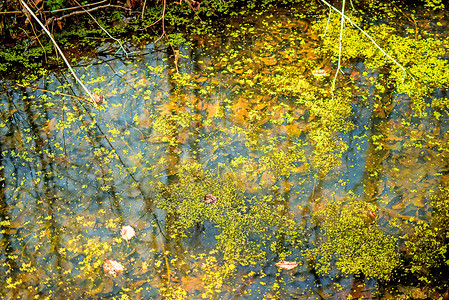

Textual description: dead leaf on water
[275,261,298,270]
[91,94,105,105]
[261,56,277,66]
[41,118,57,134]
[126,187,142,198]
[103,260,124,276]
[312,69,329,77]
[120,225,136,242]
[204,194,218,204]
[181,276,203,293]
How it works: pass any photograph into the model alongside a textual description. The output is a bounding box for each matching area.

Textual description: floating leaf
[197,76,208,83]
[204,194,218,204]
[103,260,124,276]
[312,69,329,77]
[120,225,136,242]
[275,261,298,270]
[181,276,203,293]
[261,56,277,66]
[41,118,57,134]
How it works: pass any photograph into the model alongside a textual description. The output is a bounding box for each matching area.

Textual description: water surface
[1,8,449,299]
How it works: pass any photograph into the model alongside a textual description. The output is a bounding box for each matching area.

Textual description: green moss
[405,183,449,285]
[308,196,400,281]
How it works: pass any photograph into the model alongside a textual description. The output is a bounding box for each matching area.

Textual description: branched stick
[44,4,131,28]
[47,0,108,13]
[332,0,345,91]
[147,0,167,44]
[71,0,129,57]
[319,0,408,80]
[0,0,109,14]
[20,0,94,102]
[27,12,48,63]
[21,85,94,103]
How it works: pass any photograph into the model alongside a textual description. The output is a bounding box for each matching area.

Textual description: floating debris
[365,208,377,224]
[204,194,218,204]
[91,94,105,105]
[275,261,298,270]
[311,69,329,77]
[103,260,124,276]
[120,225,136,242]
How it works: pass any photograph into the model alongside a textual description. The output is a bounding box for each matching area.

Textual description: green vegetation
[1,0,449,298]
[404,183,449,286]
[308,196,400,281]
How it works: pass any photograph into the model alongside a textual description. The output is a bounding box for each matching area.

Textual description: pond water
[1,6,449,300]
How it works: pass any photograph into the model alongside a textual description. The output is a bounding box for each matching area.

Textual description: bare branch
[0,0,108,15]
[332,0,345,91]
[150,0,167,44]
[319,0,408,80]
[46,0,108,13]
[20,0,95,103]
[71,0,129,57]
[44,4,131,28]
[142,0,148,19]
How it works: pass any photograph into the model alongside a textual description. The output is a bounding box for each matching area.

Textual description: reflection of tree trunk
[163,48,210,287]
[159,61,183,290]
[305,173,326,297]
[185,48,206,253]
[0,125,19,298]
[349,273,371,299]
[22,91,68,297]
[349,91,394,297]
[360,93,394,203]
[272,174,292,255]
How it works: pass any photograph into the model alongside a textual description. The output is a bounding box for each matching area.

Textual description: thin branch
[185,1,203,22]
[332,0,345,91]
[44,4,131,27]
[46,0,108,13]
[142,0,147,19]
[323,7,331,38]
[391,2,419,40]
[71,0,129,57]
[24,10,48,63]
[0,0,108,14]
[20,0,95,102]
[0,10,22,14]
[319,0,408,79]
[349,0,355,10]
[151,0,167,44]
[21,85,90,101]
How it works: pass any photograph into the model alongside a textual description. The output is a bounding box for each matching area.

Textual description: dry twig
[44,4,131,28]
[20,0,95,103]
[319,0,409,81]
[71,0,129,57]
[332,0,345,91]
